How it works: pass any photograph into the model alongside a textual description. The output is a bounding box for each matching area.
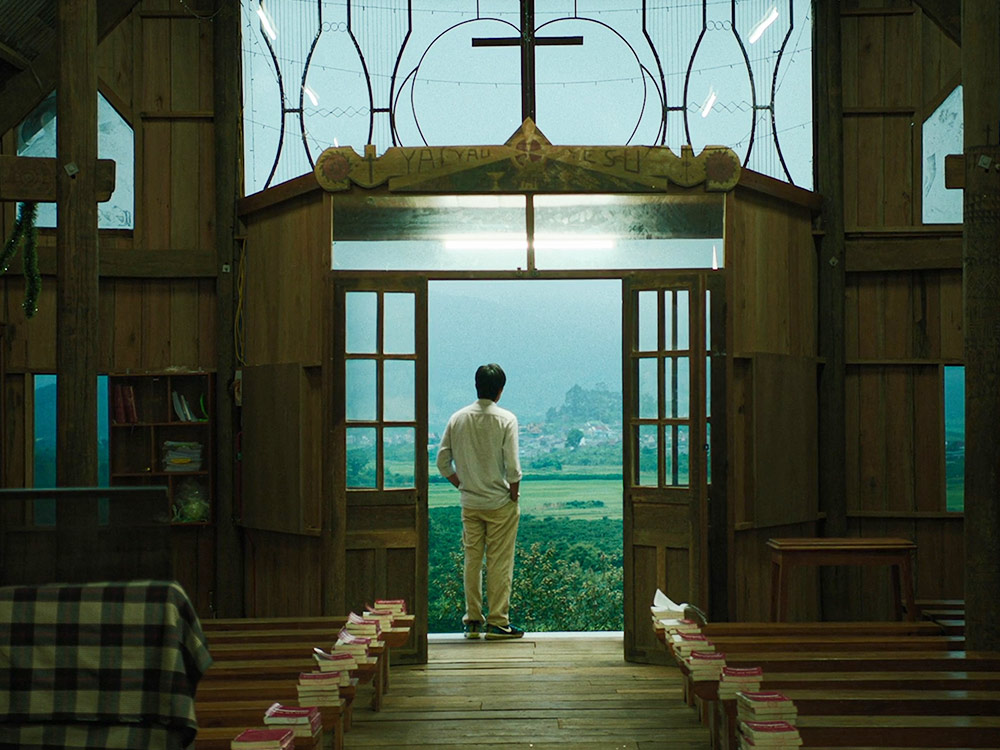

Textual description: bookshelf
[108,371,214,525]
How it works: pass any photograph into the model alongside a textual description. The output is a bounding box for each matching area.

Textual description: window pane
[346,292,377,353]
[637,424,658,486]
[346,427,377,488]
[17,92,134,229]
[675,357,690,419]
[638,291,657,351]
[663,291,674,350]
[923,86,963,225]
[346,359,377,421]
[384,293,415,354]
[944,365,964,512]
[384,360,415,422]
[638,357,657,420]
[675,290,689,350]
[384,427,415,488]
[706,355,712,418]
[706,290,712,352]
[706,421,712,484]
[669,425,690,487]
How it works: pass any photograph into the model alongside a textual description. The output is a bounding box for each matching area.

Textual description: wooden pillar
[55,0,99,487]
[962,0,1000,651]
[214,0,243,616]
[814,0,848,617]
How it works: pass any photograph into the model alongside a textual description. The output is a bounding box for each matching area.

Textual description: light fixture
[257,2,277,40]
[303,85,319,106]
[749,6,779,44]
[700,88,717,118]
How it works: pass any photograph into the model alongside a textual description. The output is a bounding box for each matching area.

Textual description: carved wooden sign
[0,155,117,203]
[315,118,740,194]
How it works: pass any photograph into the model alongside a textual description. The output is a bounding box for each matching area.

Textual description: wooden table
[767,537,917,622]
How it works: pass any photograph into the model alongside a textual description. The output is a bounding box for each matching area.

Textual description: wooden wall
[723,182,820,622]
[0,0,220,615]
[839,0,965,618]
[239,188,331,616]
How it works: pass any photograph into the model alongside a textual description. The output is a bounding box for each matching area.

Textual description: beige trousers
[461,500,520,627]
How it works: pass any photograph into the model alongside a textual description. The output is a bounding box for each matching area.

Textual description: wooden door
[333,276,427,663]
[623,273,712,663]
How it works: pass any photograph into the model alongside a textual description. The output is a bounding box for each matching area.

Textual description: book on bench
[684,649,727,680]
[230,728,295,750]
[313,647,358,671]
[296,671,348,707]
[262,703,322,739]
[346,611,381,638]
[651,589,689,620]
[736,690,798,721]
[738,719,802,748]
[656,617,701,634]
[334,629,373,660]
[670,631,714,657]
[719,666,763,699]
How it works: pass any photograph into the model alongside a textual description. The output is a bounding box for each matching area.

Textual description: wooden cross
[471,0,583,122]
[0,154,115,203]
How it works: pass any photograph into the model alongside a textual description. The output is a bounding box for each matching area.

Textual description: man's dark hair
[475,363,506,400]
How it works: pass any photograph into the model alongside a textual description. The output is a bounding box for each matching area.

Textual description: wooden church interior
[1,0,999,747]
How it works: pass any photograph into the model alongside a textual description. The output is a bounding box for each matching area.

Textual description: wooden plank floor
[343,633,710,749]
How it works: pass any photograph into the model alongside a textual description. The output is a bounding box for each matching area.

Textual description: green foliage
[545,383,619,426]
[529,454,563,471]
[565,427,584,448]
[428,505,624,633]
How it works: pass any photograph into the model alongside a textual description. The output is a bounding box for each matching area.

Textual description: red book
[263,702,319,724]
[739,691,791,702]
[723,666,763,678]
[123,385,139,423]
[230,728,294,750]
[739,719,801,743]
[373,598,406,614]
[688,650,726,661]
[112,384,126,423]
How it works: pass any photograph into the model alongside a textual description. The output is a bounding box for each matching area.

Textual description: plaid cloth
[0,580,213,749]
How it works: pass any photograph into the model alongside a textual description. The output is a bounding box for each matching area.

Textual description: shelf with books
[108,371,214,525]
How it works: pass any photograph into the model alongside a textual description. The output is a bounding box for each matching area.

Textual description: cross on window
[471,0,583,122]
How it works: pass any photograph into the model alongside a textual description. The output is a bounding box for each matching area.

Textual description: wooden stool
[767,537,917,622]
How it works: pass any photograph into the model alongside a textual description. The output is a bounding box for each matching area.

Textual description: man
[436,363,524,640]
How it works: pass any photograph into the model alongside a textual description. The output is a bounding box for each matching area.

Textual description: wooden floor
[344,633,711,749]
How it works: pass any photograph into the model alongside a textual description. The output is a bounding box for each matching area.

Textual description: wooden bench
[767,537,918,621]
[193,701,342,750]
[711,689,1000,750]
[700,621,944,637]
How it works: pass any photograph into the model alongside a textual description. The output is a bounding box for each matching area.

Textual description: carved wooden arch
[314,118,740,195]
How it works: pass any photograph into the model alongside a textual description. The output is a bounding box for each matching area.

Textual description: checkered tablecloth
[0,580,213,749]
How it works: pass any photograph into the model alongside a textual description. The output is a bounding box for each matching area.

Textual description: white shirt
[436,398,522,510]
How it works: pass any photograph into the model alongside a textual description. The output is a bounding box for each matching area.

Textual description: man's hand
[447,474,460,489]
[509,480,520,503]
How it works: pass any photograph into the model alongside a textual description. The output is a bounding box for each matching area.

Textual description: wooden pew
[682,634,965,653]
[193,701,341,750]
[711,689,1000,750]
[699,621,945,637]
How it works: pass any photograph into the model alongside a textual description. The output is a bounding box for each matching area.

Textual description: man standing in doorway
[436,363,525,640]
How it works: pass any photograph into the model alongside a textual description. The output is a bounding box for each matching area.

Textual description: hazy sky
[428,279,622,428]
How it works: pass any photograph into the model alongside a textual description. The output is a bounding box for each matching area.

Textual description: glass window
[17,92,135,229]
[944,366,964,512]
[33,375,109,524]
[923,85,963,225]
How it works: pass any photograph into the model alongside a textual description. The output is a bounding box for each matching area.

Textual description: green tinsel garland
[0,201,40,319]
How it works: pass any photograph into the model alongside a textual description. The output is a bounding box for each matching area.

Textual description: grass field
[429,476,623,520]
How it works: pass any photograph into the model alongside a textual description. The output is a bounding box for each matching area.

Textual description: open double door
[332,271,722,664]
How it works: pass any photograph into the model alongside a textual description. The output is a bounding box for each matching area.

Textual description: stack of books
[262,703,323,741]
[718,665,764,699]
[684,649,727,681]
[656,617,701,635]
[373,598,406,616]
[363,606,395,632]
[737,691,798,722]
[345,611,380,638]
[313,647,357,672]
[651,589,689,621]
[334,628,373,661]
[669,631,714,658]
[737,719,802,748]
[296,671,348,707]
[230,727,295,750]
[162,440,203,471]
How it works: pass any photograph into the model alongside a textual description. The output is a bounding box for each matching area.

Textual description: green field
[428,476,623,520]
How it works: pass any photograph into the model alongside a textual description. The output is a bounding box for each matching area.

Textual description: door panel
[623,273,711,663]
[334,276,427,663]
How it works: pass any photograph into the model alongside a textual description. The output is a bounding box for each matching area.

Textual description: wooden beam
[914,0,962,45]
[845,233,963,271]
[0,155,115,202]
[55,0,99,487]
[814,0,849,619]
[31,248,217,277]
[963,0,1000,653]
[0,40,32,71]
[0,0,140,139]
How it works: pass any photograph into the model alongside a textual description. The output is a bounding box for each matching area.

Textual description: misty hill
[546,383,620,427]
